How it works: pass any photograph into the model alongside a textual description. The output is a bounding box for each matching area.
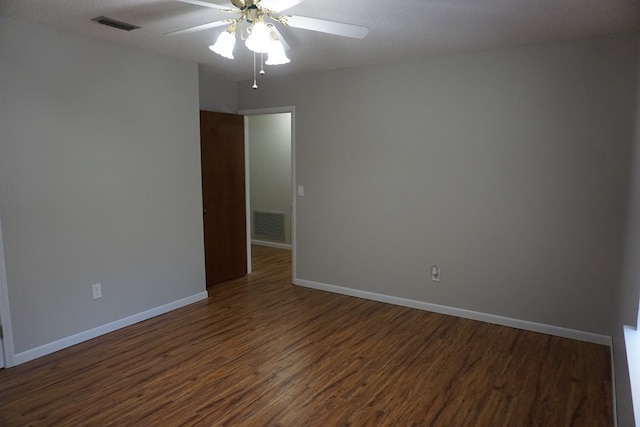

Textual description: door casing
[0,215,15,367]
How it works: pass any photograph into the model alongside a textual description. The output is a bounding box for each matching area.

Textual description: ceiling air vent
[92,16,140,32]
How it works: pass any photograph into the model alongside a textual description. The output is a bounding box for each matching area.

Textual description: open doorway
[248,113,292,250]
[240,107,295,275]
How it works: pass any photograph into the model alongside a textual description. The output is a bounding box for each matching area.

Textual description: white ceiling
[2,0,639,82]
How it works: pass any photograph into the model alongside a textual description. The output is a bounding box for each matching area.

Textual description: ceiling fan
[166,0,369,88]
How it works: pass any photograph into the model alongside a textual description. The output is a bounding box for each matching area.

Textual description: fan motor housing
[231,0,260,9]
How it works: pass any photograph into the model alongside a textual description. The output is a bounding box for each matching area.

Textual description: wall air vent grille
[254,211,285,241]
[91,16,140,32]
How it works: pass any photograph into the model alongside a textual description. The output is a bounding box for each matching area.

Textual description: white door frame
[0,215,15,367]
[238,106,296,277]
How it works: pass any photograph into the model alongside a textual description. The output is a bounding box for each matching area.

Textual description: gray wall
[249,113,292,245]
[0,18,206,354]
[238,33,640,424]
[199,65,238,113]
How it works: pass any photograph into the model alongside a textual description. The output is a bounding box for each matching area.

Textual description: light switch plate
[92,283,102,299]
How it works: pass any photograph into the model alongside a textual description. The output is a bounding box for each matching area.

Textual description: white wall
[248,113,292,245]
[0,18,206,356]
[238,32,640,424]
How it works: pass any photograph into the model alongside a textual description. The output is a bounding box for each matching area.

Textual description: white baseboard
[251,239,292,250]
[13,291,208,366]
[294,278,612,346]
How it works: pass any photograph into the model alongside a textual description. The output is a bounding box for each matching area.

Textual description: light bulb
[266,40,290,65]
[209,30,235,59]
[245,22,272,53]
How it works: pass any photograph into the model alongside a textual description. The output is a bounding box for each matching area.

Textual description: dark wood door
[200,110,247,286]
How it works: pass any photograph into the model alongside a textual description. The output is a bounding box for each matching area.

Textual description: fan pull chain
[260,53,265,75]
[252,51,258,89]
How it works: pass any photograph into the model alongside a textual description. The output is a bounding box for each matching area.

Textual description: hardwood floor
[0,246,612,426]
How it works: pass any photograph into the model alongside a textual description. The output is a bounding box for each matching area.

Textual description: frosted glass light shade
[245,22,272,53]
[210,30,235,59]
[266,40,290,65]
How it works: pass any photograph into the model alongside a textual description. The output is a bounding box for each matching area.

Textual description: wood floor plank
[0,246,612,426]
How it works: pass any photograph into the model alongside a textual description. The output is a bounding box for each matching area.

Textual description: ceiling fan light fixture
[245,21,272,53]
[210,27,236,59]
[168,0,369,89]
[266,39,290,65]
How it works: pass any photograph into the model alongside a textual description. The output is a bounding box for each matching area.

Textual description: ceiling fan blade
[269,25,290,51]
[283,15,369,39]
[260,0,304,13]
[165,19,232,35]
[175,0,235,12]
